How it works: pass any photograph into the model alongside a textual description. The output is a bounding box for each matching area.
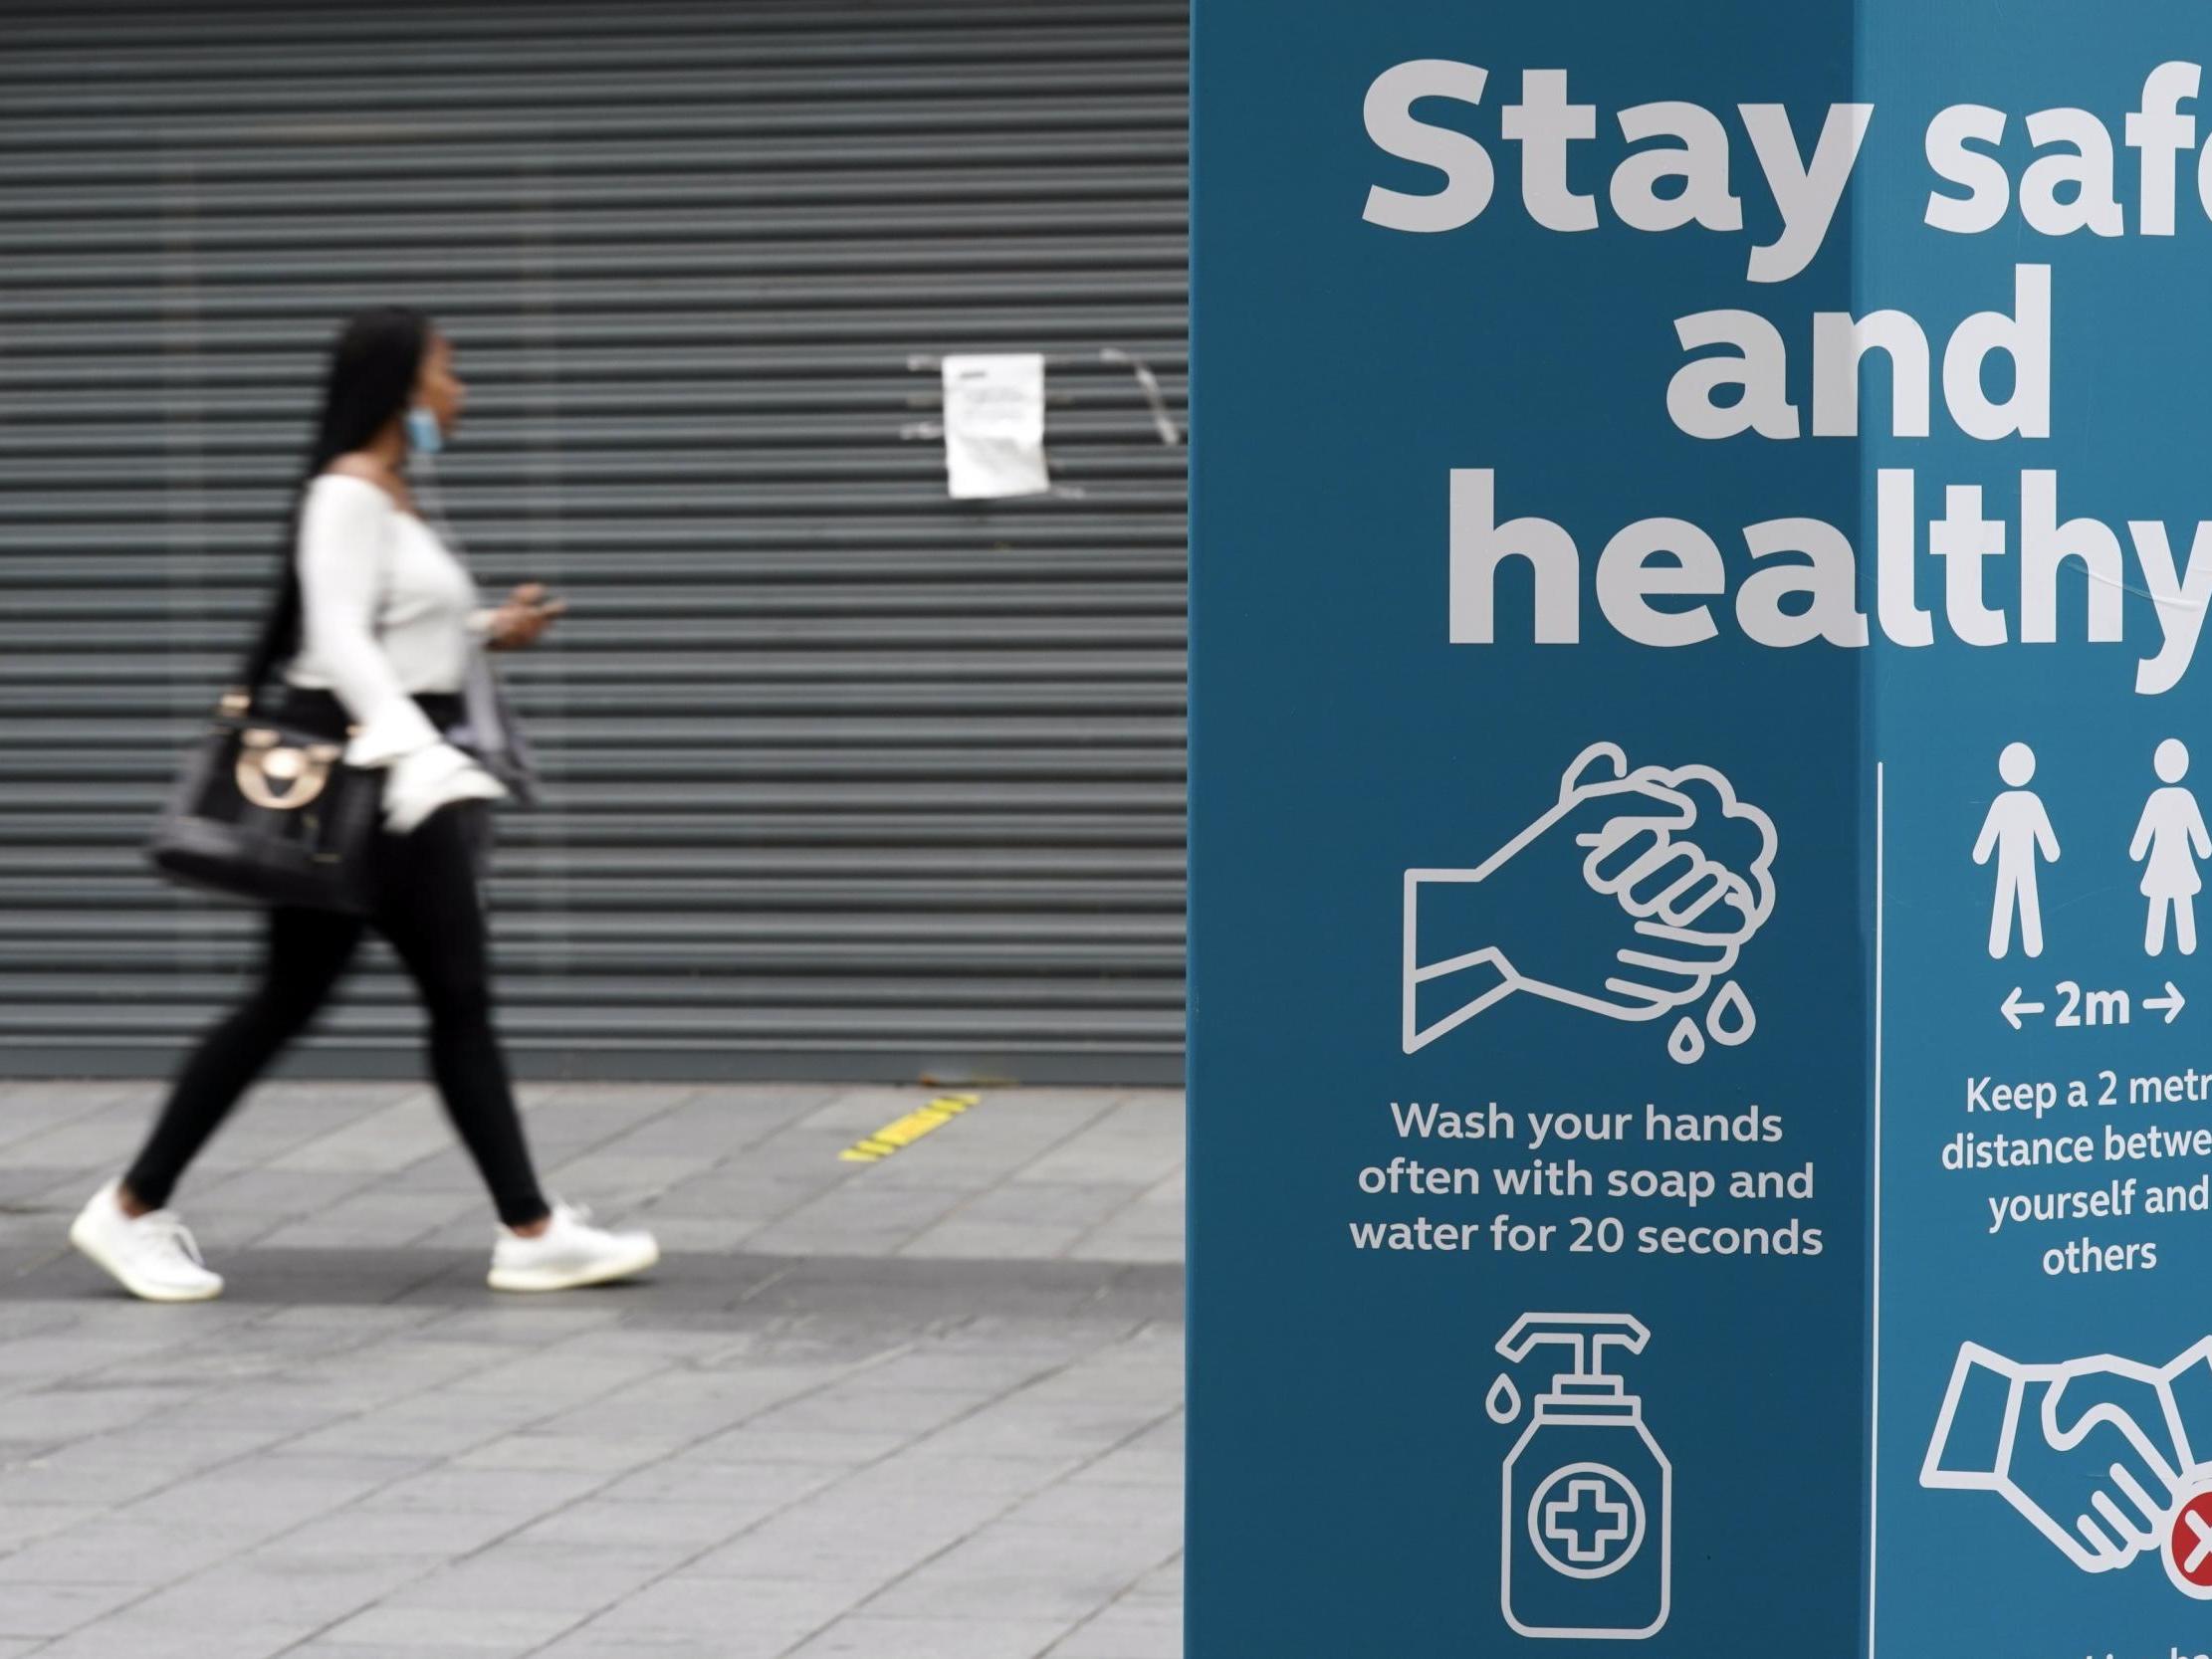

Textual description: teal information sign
[1189,3,2212,1653]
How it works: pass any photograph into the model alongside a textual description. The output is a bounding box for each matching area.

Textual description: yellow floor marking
[838,1094,980,1163]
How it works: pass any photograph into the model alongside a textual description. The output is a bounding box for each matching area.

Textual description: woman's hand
[485,582,567,650]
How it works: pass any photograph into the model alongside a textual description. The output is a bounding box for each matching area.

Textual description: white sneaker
[487,1200,658,1293]
[69,1179,224,1303]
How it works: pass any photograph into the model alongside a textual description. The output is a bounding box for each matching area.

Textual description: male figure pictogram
[1973,742,2060,959]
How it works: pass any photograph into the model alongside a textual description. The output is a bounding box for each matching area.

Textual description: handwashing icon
[1403,744,1776,1065]
[1488,1313,1672,1639]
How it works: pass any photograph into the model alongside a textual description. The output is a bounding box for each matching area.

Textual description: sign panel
[1188,3,2212,1653]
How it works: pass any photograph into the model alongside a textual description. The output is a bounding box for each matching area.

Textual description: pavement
[0,1079,1186,1659]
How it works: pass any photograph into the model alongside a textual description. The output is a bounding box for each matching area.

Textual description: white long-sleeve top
[283,472,506,830]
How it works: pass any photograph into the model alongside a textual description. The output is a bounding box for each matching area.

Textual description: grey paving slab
[264,1091,449,1175]
[1069,1171,1186,1265]
[584,1450,843,1510]
[350,1464,608,1521]
[683,1482,1014,1584]
[112,1556,426,1633]
[784,1614,1078,1658]
[507,1498,757,1555]
[0,1578,143,1639]
[864,1527,1160,1623]
[2,1103,162,1171]
[35,1611,313,1659]
[1065,1436,1184,1492]
[569,1572,858,1641]
[743,1180,976,1257]
[0,1504,102,1555]
[0,1079,1185,1659]
[844,1450,1082,1501]
[899,1216,1096,1260]
[315,1603,581,1651]
[371,1540,677,1618]
[277,1506,523,1562]
[1013,1099,1186,1188]
[0,1381,193,1439]
[1050,1597,1184,1658]
[447,1429,687,1474]
[256,1190,489,1252]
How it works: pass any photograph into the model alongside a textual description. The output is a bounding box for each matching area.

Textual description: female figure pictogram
[2131,738,2211,956]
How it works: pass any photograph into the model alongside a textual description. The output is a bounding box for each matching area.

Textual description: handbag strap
[231,587,290,708]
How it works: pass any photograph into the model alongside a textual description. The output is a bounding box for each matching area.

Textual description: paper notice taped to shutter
[942,353,1049,500]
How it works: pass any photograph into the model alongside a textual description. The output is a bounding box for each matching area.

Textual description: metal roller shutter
[0,0,1188,1084]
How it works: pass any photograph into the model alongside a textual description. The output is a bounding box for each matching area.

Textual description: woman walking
[72,308,657,1301]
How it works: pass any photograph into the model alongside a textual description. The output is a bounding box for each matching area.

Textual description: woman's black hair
[240,307,432,689]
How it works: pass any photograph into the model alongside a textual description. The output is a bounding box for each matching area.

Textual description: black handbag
[145,598,382,914]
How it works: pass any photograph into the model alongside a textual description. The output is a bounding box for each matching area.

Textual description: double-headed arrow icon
[1998,981,2187,1027]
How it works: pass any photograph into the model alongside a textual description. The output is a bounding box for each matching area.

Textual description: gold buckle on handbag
[235,729,342,811]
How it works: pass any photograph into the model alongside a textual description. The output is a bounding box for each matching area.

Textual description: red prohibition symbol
[2169,1491,2212,1592]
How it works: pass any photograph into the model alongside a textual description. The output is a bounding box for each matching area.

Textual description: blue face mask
[404,406,444,457]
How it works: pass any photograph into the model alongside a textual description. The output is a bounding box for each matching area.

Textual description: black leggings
[125,799,551,1228]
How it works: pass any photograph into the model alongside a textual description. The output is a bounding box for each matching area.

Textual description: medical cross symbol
[2174,1493,2212,1587]
[1525,1459,1649,1584]
[1544,1478,1633,1564]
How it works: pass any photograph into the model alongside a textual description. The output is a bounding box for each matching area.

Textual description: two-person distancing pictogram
[1975,740,2210,960]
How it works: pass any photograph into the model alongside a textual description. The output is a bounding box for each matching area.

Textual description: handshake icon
[1924,1338,2212,1596]
[1403,742,1778,1063]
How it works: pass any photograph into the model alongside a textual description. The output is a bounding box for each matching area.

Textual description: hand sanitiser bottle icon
[1489,1313,1671,1640]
